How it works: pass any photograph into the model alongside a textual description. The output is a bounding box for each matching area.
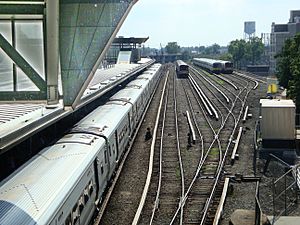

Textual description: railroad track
[135,65,185,224]
[176,65,257,224]
[99,64,260,225]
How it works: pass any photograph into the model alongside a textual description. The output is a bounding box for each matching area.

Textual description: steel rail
[233,71,260,89]
[174,70,186,225]
[132,71,169,225]
[171,76,252,224]
[170,77,225,224]
[188,75,213,117]
[149,69,185,224]
[186,110,196,144]
[190,66,230,104]
[235,70,267,84]
[189,75,219,120]
[242,105,249,123]
[230,126,243,165]
[182,83,205,162]
[150,76,169,224]
[189,69,236,128]
[94,66,165,225]
[215,73,239,90]
[199,80,254,225]
[213,177,230,225]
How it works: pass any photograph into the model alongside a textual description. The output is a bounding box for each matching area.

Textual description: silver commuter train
[0,64,161,225]
[192,58,233,74]
[219,60,233,74]
[175,60,189,78]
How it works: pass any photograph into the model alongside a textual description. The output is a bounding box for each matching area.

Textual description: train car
[220,60,233,74]
[0,64,161,225]
[192,58,222,74]
[175,60,189,78]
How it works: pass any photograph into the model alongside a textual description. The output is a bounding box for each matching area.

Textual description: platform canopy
[113,36,149,44]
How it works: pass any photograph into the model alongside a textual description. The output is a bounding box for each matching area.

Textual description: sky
[118,0,300,48]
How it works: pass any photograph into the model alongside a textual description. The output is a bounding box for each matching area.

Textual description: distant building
[105,37,149,64]
[270,10,300,74]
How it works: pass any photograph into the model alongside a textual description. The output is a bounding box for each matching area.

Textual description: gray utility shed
[260,99,295,140]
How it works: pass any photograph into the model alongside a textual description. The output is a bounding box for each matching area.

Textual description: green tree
[276,39,293,88]
[165,42,180,54]
[228,39,246,69]
[211,43,221,54]
[198,46,205,53]
[228,38,264,69]
[276,33,300,107]
[219,53,233,61]
[249,37,264,65]
[182,50,190,60]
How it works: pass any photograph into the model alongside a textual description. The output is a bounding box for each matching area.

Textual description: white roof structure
[260,99,295,108]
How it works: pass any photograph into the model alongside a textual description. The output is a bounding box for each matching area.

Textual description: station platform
[0,101,68,154]
[0,59,154,153]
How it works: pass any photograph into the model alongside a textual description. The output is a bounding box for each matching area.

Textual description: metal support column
[46,0,59,105]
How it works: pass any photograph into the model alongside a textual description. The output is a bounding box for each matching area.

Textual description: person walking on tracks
[145,127,152,141]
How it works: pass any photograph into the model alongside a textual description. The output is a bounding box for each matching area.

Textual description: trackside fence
[271,166,299,224]
[255,181,263,225]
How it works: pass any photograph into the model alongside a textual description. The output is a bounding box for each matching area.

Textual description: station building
[270,10,300,74]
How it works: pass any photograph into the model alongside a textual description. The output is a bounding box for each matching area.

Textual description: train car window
[72,203,78,224]
[109,146,112,156]
[89,187,93,196]
[79,202,84,214]
[73,215,79,225]
[72,203,78,213]
[84,192,89,204]
[100,164,104,174]
[58,211,64,222]
[65,214,71,225]
[111,143,115,155]
[104,150,107,163]
[89,181,94,195]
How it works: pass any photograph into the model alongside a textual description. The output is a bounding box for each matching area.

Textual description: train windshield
[180,65,188,71]
[213,63,221,68]
[225,62,233,68]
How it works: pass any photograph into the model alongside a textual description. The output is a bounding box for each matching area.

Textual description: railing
[255,181,263,225]
[295,165,300,189]
[253,120,260,176]
[296,113,300,129]
[271,166,299,224]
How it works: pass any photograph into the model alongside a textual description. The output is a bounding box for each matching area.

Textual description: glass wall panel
[16,68,39,91]
[0,21,13,91]
[15,21,44,91]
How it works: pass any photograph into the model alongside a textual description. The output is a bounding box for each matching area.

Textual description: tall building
[270,10,300,74]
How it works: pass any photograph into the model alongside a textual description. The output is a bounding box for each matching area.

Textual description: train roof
[150,63,161,68]
[111,84,148,105]
[193,58,222,65]
[110,67,158,104]
[78,101,131,138]
[215,59,232,64]
[193,58,233,66]
[76,64,161,137]
[176,60,188,66]
[0,134,105,224]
